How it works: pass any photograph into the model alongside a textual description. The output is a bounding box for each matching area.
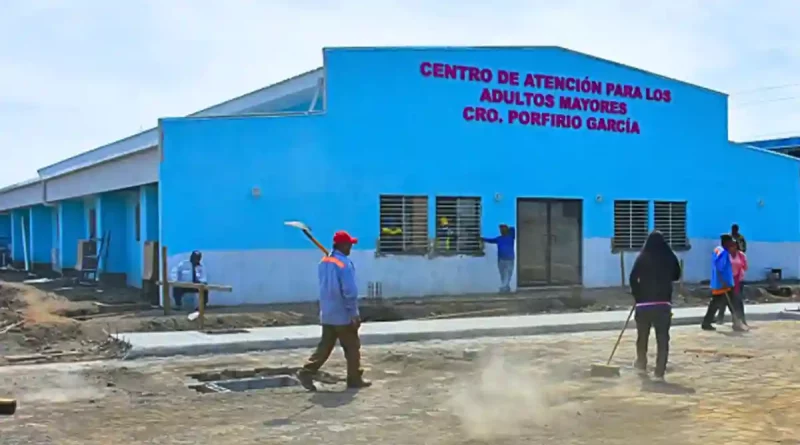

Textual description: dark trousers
[173,289,207,309]
[634,306,671,377]
[300,324,363,381]
[703,293,738,326]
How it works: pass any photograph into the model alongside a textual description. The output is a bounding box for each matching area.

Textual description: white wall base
[167,238,800,305]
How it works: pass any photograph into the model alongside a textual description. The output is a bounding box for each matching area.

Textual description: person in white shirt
[169,250,207,310]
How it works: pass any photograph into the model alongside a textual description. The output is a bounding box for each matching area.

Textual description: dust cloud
[20,373,105,404]
[447,349,578,440]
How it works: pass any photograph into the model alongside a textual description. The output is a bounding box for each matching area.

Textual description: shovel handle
[303,230,330,256]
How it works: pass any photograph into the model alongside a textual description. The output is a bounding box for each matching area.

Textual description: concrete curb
[116,304,800,360]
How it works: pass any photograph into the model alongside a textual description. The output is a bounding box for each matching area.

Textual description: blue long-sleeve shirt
[482,228,516,260]
[710,245,734,294]
[318,250,359,326]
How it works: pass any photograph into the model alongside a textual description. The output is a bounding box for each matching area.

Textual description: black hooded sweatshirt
[629,231,681,304]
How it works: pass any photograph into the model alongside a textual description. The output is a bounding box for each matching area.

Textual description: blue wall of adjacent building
[29,205,52,265]
[0,213,10,252]
[97,192,128,275]
[0,185,160,286]
[10,209,29,264]
[59,200,85,269]
[159,47,800,304]
[141,185,159,242]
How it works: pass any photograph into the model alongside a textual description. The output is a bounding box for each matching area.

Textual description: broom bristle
[590,364,621,377]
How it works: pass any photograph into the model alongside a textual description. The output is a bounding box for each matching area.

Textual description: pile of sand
[0,281,73,326]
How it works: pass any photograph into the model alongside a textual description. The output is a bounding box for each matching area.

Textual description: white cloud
[1,0,798,184]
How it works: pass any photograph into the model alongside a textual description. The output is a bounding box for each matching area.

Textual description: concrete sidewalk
[115,302,800,359]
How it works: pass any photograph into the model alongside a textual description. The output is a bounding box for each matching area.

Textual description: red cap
[333,230,358,245]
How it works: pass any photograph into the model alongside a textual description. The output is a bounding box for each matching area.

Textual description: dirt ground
[1,269,797,366]
[0,321,798,444]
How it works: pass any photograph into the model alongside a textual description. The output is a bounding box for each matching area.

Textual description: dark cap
[720,234,734,244]
[333,230,358,245]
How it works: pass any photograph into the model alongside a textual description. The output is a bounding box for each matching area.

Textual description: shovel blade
[284,221,310,232]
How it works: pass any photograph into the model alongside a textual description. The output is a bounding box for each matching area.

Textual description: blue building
[2,46,799,305]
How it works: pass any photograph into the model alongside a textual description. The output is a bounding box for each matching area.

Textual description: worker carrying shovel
[297,230,371,391]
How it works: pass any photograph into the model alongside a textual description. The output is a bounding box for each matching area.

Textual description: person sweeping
[628,230,681,381]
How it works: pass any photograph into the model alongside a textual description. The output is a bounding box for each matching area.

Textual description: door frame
[515,197,584,287]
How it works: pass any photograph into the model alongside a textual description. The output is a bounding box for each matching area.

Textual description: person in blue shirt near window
[297,230,371,391]
[482,224,516,293]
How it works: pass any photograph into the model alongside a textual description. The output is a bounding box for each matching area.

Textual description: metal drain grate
[191,376,299,393]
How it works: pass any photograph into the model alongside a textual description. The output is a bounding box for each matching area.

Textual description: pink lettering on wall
[419,61,674,135]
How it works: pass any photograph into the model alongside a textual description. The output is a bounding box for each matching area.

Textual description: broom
[590,305,635,378]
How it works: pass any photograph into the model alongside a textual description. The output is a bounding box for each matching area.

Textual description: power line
[729,95,800,109]
[730,82,800,95]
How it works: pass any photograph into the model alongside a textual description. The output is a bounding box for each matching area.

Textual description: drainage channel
[187,366,341,394]
[192,375,299,393]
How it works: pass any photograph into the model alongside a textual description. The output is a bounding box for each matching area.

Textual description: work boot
[346,378,372,389]
[701,324,716,331]
[633,359,647,375]
[296,370,317,392]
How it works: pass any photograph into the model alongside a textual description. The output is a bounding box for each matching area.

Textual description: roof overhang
[36,67,323,180]
[0,67,324,209]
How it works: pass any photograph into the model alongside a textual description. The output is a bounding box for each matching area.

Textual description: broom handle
[606,305,636,365]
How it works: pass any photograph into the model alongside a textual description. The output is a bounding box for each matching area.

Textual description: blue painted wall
[84,197,98,239]
[10,209,28,263]
[29,205,53,265]
[124,191,142,287]
[0,213,10,252]
[160,47,800,301]
[98,192,128,274]
[59,200,85,269]
[51,207,59,268]
[141,184,159,242]
[162,47,799,250]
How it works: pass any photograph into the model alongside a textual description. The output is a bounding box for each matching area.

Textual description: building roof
[739,136,800,151]
[324,45,727,96]
[2,45,729,196]
[31,67,323,181]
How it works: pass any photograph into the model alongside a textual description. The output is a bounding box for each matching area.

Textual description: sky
[1,0,799,186]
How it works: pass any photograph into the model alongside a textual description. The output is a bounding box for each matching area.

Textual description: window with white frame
[378,195,429,254]
[613,200,649,250]
[654,201,688,249]
[434,196,482,254]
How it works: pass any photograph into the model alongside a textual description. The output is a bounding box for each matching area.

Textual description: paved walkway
[115,302,800,358]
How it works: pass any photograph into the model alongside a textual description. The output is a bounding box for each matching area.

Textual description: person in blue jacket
[701,234,746,332]
[297,230,371,391]
[482,224,516,293]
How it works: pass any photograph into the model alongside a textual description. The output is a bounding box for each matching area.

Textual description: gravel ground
[0,320,798,444]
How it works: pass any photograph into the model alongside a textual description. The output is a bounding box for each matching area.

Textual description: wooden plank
[157,281,233,292]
